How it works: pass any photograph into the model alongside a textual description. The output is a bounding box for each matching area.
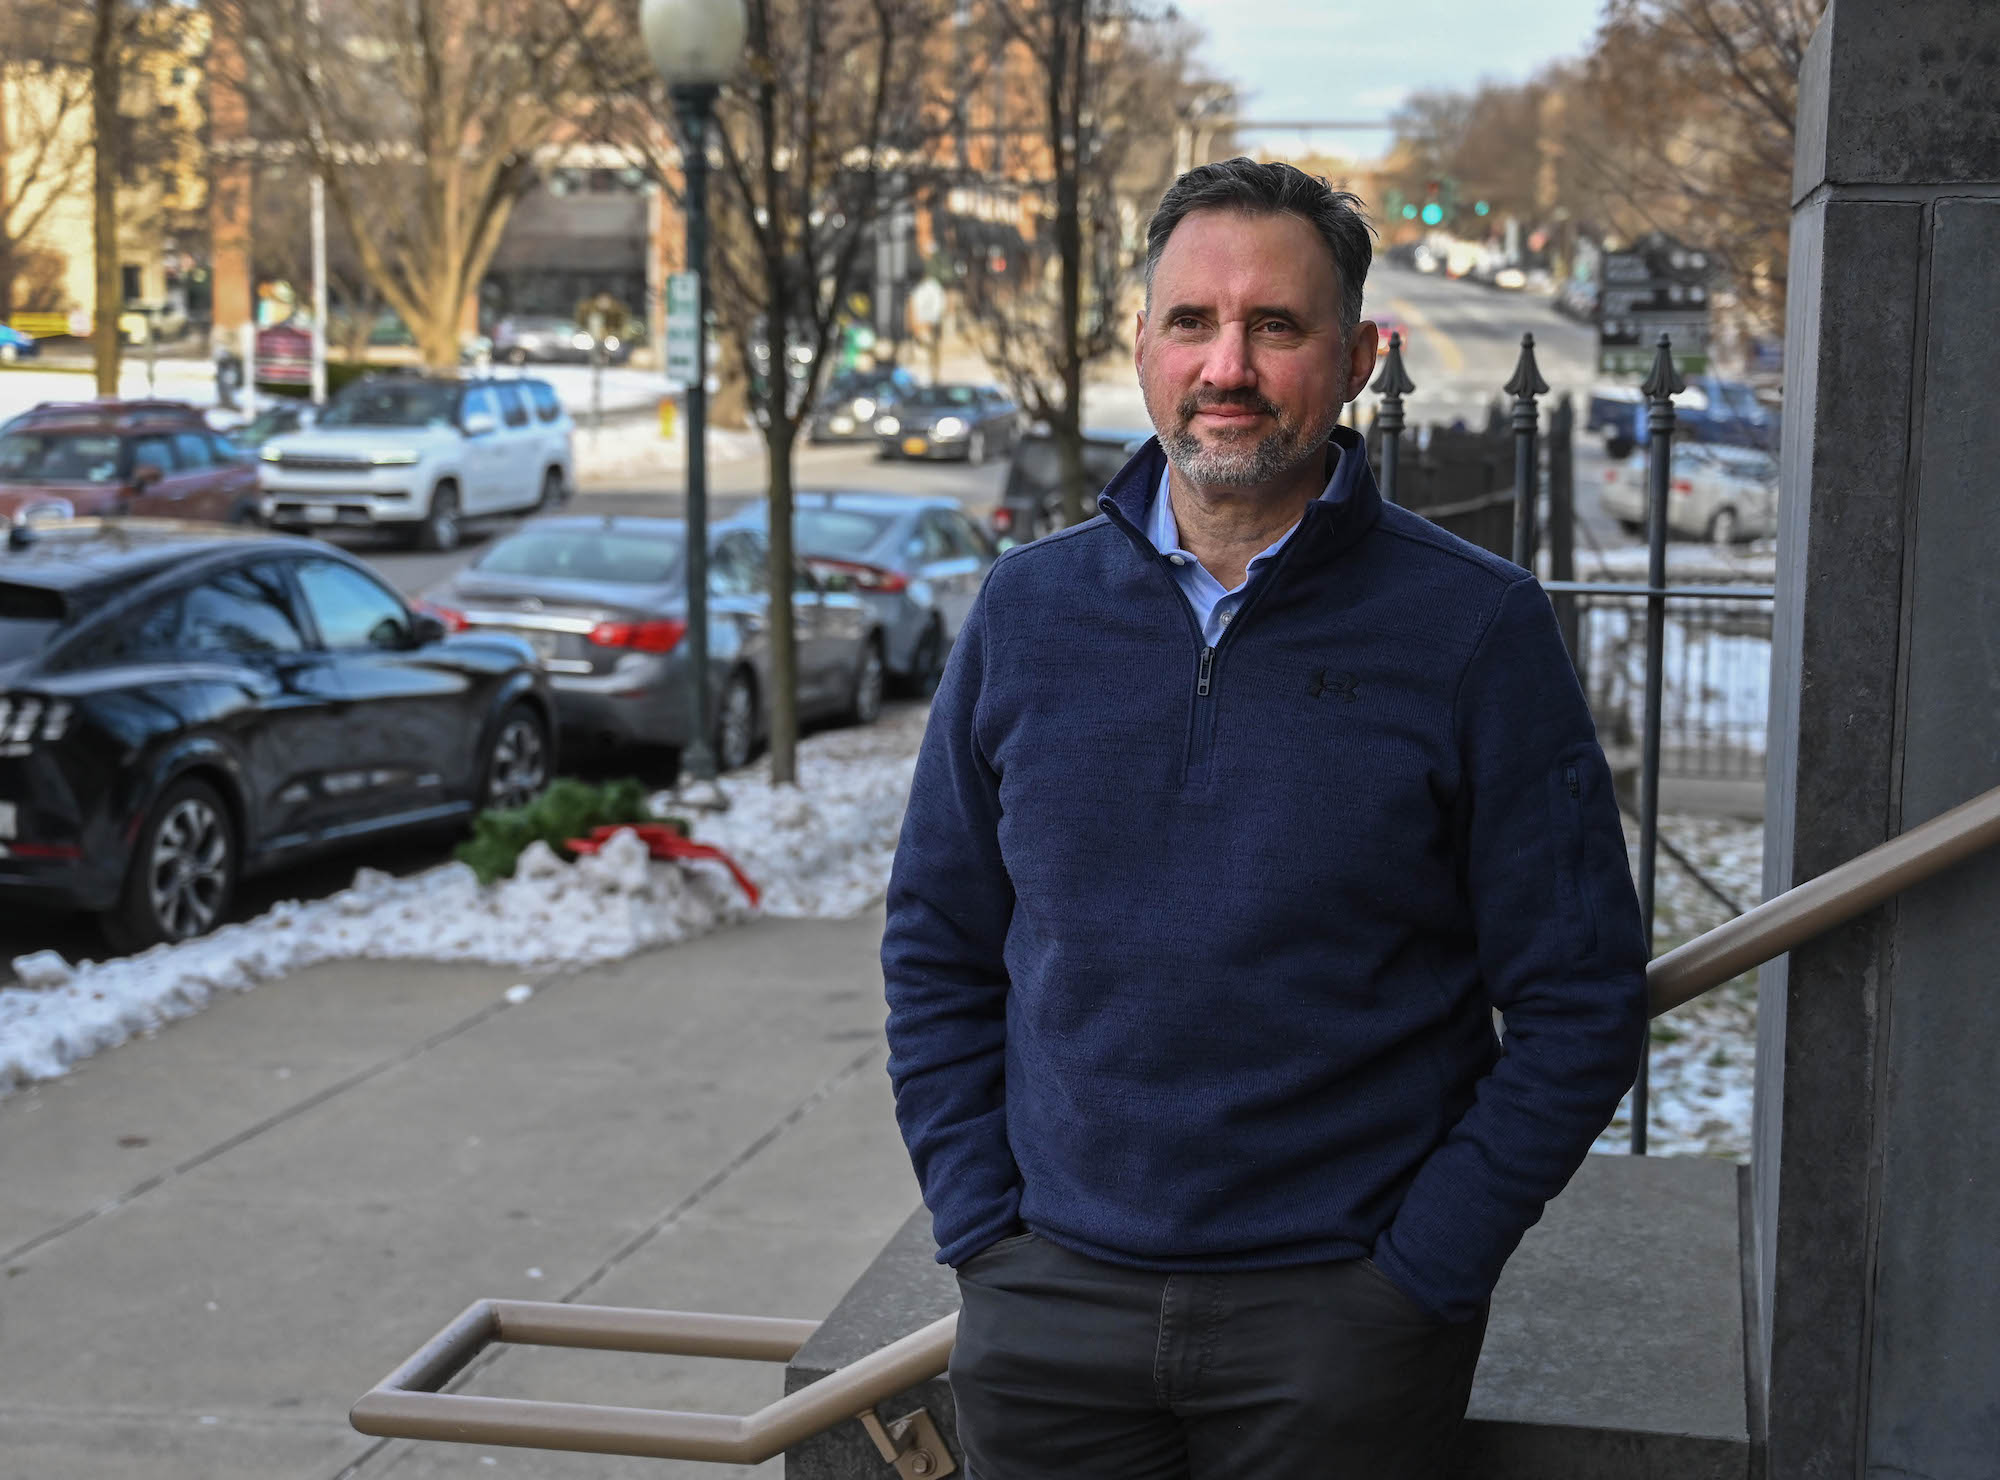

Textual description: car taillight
[991,506,1015,531]
[1603,469,1618,483]
[589,618,686,653]
[809,558,910,594]
[413,599,468,632]
[0,694,72,745]
[1672,478,1694,495]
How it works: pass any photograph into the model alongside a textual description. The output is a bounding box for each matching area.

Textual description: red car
[0,400,260,526]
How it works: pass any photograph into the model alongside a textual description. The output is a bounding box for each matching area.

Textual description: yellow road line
[1386,295,1466,376]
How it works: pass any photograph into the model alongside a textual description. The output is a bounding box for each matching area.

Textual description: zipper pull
[1197,646,1213,697]
[1565,763,1580,799]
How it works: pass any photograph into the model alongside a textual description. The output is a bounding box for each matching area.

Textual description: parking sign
[666,272,700,384]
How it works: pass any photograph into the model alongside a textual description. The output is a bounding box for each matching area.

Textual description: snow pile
[0,709,931,1095]
[571,419,765,485]
[1594,813,1766,1161]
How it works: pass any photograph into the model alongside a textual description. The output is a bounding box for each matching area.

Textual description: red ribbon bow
[564,824,761,909]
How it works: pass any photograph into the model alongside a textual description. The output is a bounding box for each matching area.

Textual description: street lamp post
[642,0,746,792]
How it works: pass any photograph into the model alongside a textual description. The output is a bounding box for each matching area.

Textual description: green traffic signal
[1402,203,1418,219]
[1475,200,1490,216]
[1420,202,1443,226]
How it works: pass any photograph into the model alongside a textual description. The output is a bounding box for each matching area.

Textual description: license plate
[0,801,15,839]
[902,436,927,456]
[304,504,338,523]
[520,630,560,661]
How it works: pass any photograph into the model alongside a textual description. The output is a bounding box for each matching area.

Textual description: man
[883,159,1648,1478]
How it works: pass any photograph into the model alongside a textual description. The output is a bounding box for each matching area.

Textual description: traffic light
[1403,204,1419,220]
[1474,200,1490,217]
[1420,202,1443,225]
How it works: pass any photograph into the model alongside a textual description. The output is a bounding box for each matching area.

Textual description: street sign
[665,272,699,384]
[1597,232,1713,374]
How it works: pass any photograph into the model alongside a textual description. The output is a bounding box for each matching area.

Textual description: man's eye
[1172,316,1203,331]
[1257,319,1294,334]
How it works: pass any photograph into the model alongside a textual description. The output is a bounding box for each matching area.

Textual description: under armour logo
[1308,668,1359,702]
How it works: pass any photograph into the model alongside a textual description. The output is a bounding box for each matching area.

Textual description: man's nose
[1201,322,1256,391]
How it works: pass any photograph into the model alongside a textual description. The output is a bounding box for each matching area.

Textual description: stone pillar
[1754,3,2000,1476]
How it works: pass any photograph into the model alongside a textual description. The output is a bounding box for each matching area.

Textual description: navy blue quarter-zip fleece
[882,426,1648,1324]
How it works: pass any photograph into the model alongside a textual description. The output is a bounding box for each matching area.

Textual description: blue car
[0,324,41,363]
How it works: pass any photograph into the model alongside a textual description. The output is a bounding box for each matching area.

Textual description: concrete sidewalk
[0,910,919,1480]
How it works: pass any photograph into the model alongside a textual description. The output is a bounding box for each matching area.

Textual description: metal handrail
[350,780,2000,1465]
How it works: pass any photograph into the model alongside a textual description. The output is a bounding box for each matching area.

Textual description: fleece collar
[1097,423,1383,567]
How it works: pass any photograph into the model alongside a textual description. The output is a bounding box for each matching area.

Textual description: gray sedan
[736,492,997,695]
[415,514,887,774]
[874,384,1021,463]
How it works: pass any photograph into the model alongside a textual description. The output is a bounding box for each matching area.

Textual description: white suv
[258,375,573,550]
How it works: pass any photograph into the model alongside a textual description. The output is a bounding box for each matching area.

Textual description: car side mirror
[462,411,498,437]
[408,611,447,646]
[131,463,164,491]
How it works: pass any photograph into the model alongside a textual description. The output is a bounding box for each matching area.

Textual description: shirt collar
[1146,446,1348,565]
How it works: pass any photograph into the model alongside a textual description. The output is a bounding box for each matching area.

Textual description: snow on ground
[1594,813,1765,1162]
[570,416,766,485]
[0,705,930,1097]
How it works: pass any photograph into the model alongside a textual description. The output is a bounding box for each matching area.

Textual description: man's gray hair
[1144,159,1375,339]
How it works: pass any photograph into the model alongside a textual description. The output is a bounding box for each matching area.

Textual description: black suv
[0,521,555,950]
[990,426,1150,544]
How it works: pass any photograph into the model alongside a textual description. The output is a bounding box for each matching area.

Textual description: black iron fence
[1371,330,1777,1156]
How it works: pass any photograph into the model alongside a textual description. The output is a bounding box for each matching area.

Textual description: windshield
[0,430,123,484]
[0,583,64,661]
[905,386,982,408]
[320,382,460,429]
[475,528,684,584]
[796,509,894,557]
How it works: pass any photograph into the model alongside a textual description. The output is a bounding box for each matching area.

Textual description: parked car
[492,315,631,366]
[0,324,40,363]
[415,514,886,775]
[874,383,1021,464]
[0,520,553,949]
[1587,374,1779,455]
[1598,442,1779,544]
[0,399,259,528]
[990,425,1151,544]
[807,367,918,444]
[733,492,997,695]
[258,374,574,551]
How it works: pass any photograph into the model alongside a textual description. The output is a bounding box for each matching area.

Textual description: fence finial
[1504,331,1550,401]
[1370,330,1415,400]
[1641,332,1686,402]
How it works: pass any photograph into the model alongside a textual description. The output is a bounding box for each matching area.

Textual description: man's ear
[1134,310,1147,378]
[1347,320,1381,401]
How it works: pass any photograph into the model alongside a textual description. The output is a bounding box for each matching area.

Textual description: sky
[1173,0,1609,163]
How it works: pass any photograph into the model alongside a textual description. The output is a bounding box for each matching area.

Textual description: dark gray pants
[950,1232,1488,1479]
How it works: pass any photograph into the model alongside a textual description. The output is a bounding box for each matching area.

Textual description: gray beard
[1155,399,1344,487]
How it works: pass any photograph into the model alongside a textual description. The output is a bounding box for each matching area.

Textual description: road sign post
[1597,232,1714,375]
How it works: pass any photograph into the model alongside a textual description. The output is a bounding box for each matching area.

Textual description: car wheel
[417,483,461,552]
[536,467,566,512]
[1706,507,1741,546]
[484,703,550,812]
[102,776,236,953]
[1617,518,1645,538]
[844,637,886,726]
[715,670,757,773]
[967,427,988,465]
[898,618,945,698]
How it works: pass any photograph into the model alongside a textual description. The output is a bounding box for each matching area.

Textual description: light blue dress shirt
[1146,462,1346,648]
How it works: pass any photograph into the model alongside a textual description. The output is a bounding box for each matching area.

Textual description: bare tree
[210,0,608,371]
[955,0,1208,529]
[577,0,949,785]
